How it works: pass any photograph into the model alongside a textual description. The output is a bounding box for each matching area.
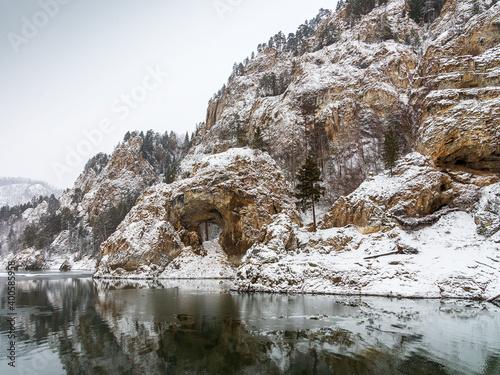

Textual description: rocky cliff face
[190,0,500,201]
[191,0,424,200]
[319,152,498,233]
[2,0,499,299]
[59,136,157,223]
[94,148,300,279]
[1,136,161,271]
[415,0,500,172]
[207,0,500,298]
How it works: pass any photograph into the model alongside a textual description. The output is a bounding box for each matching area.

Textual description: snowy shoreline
[3,210,499,302]
[233,211,500,301]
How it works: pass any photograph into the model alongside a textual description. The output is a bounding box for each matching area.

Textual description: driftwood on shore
[364,245,419,260]
[487,294,500,303]
[392,207,458,230]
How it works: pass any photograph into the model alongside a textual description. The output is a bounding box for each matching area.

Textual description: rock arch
[95,149,300,278]
[167,187,266,257]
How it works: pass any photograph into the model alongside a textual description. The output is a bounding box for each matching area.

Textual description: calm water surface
[0,272,499,375]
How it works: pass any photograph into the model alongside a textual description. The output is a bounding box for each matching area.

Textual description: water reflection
[0,275,499,375]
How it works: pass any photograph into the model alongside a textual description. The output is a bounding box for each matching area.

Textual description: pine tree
[252,127,268,151]
[294,156,325,232]
[382,127,399,176]
[165,166,178,184]
[409,0,425,23]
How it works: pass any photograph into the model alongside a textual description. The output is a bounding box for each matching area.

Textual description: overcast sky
[0,0,337,188]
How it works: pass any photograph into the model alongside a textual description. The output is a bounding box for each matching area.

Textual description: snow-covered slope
[235,191,500,300]
[0,177,62,207]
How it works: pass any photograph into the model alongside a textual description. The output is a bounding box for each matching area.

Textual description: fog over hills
[0,177,62,207]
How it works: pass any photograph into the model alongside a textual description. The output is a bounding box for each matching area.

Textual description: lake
[1,272,499,374]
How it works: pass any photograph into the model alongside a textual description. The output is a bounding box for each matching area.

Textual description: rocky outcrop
[235,209,500,300]
[59,136,157,223]
[9,249,47,271]
[320,152,498,234]
[474,182,500,236]
[94,148,300,278]
[415,1,500,172]
[320,153,461,233]
[189,0,500,202]
[189,0,421,197]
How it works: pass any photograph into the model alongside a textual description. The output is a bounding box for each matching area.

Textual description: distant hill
[0,177,62,207]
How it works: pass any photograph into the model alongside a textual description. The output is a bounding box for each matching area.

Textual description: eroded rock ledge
[320,153,498,234]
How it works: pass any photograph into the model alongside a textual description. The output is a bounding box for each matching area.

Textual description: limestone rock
[415,1,500,172]
[95,148,300,278]
[59,260,72,272]
[474,182,500,236]
[234,211,500,299]
[10,248,47,271]
[320,153,457,231]
[59,136,157,224]
[190,0,420,197]
[242,213,299,265]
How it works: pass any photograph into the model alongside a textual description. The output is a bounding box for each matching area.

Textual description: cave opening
[179,206,229,253]
[199,222,222,242]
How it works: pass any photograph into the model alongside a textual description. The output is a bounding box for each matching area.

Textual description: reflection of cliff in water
[0,277,133,374]
[92,279,500,375]
[2,277,499,375]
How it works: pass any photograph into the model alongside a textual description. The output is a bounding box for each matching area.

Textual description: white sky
[0,0,337,188]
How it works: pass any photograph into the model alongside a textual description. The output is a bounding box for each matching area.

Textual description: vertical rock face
[191,0,500,200]
[94,148,300,278]
[191,0,421,198]
[415,0,500,172]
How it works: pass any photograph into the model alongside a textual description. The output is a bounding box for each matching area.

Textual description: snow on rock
[474,182,500,236]
[192,0,420,198]
[94,148,300,279]
[1,247,96,271]
[320,153,467,233]
[242,213,299,265]
[159,240,235,279]
[59,136,157,222]
[236,150,500,300]
[415,0,500,172]
[22,201,48,224]
[235,211,500,300]
[93,204,183,279]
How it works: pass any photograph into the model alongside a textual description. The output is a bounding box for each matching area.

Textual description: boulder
[320,153,456,231]
[59,260,72,272]
[9,249,47,271]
